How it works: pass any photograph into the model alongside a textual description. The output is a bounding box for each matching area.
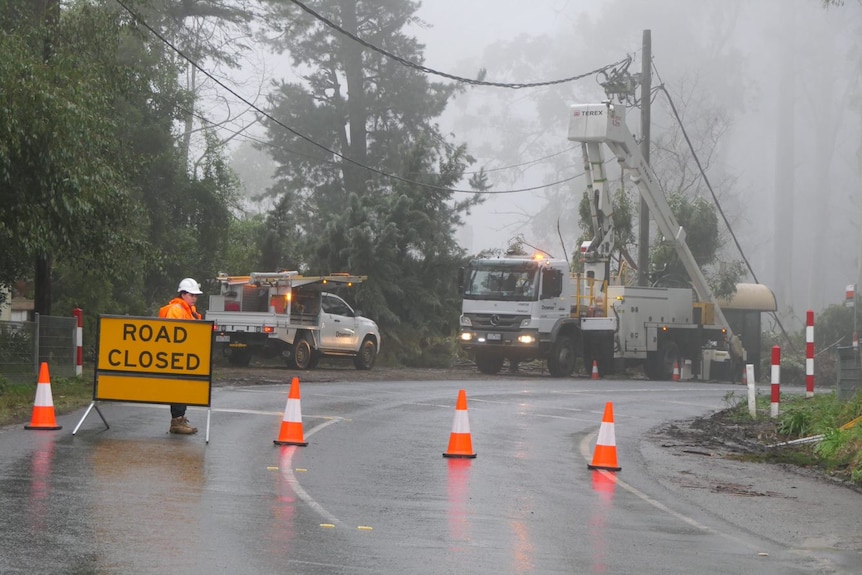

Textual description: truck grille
[465,313,526,329]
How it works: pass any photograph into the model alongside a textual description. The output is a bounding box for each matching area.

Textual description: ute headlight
[460,315,472,327]
[518,334,536,344]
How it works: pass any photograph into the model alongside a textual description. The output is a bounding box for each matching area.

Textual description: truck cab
[458,254,583,376]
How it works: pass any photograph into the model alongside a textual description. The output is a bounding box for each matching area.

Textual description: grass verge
[0,377,93,428]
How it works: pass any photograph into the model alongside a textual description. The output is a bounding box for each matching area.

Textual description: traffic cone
[591,360,600,380]
[672,362,680,381]
[274,377,308,446]
[443,389,476,458]
[25,363,62,431]
[587,402,621,471]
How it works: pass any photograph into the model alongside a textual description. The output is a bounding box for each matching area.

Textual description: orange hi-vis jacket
[158,297,202,320]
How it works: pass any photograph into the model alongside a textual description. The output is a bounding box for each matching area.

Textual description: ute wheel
[353,338,377,370]
[292,335,313,370]
[228,347,251,367]
[548,336,576,377]
[647,340,680,380]
[475,351,504,375]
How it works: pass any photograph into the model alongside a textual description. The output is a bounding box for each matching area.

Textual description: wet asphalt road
[1,375,860,574]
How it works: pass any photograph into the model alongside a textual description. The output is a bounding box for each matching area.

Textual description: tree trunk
[33,0,60,317]
[339,0,368,197]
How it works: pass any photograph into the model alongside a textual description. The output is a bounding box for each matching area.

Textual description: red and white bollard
[771,346,781,418]
[73,308,83,377]
[805,310,814,398]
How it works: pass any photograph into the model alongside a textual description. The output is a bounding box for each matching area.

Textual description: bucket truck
[457,102,737,380]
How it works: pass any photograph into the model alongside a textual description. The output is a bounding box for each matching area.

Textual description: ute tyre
[228,347,251,367]
[353,338,377,370]
[548,336,576,377]
[475,352,504,375]
[293,336,313,370]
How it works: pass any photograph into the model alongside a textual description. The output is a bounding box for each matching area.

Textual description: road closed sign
[95,315,214,406]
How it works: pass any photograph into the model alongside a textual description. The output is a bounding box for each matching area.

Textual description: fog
[226,0,861,326]
[411,0,862,325]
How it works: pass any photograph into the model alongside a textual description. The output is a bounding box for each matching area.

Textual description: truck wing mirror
[457,267,465,291]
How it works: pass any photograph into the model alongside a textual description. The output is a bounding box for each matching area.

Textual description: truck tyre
[292,335,313,370]
[475,351,504,375]
[353,337,377,370]
[646,340,680,381]
[548,335,576,377]
[228,347,251,367]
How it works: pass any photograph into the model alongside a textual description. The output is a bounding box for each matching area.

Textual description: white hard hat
[177,278,203,294]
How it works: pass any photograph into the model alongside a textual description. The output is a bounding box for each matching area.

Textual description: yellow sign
[94,315,213,406]
[97,316,212,376]
[96,374,210,406]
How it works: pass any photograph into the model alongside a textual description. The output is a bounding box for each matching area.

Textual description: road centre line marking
[279,418,343,526]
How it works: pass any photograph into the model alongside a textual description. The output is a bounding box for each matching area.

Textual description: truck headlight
[460,332,474,342]
[518,334,536,344]
[460,315,472,327]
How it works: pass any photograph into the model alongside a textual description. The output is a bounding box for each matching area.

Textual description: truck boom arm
[567,102,732,338]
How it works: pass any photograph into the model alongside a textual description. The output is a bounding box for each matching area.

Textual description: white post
[746,363,756,419]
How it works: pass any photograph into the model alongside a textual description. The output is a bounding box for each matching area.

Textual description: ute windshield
[463,260,539,302]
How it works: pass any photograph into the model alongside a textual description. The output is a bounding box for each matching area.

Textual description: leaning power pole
[637,30,652,287]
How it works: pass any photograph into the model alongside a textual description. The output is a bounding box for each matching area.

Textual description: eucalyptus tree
[1,0,240,319]
[0,0,141,311]
[257,0,487,362]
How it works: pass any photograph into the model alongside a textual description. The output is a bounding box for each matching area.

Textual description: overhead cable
[114,0,596,195]
[286,0,631,89]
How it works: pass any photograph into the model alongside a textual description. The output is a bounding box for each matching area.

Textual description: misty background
[225,0,862,330]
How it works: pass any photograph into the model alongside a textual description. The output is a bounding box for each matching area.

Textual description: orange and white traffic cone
[587,402,621,471]
[443,389,476,458]
[25,363,62,431]
[672,362,680,381]
[274,377,308,446]
[591,360,600,380]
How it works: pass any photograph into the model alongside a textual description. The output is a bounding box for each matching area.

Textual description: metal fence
[0,314,77,384]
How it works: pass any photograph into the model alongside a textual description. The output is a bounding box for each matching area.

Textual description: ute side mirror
[541,268,563,299]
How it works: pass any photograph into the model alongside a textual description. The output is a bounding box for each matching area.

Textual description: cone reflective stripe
[274,377,308,446]
[672,362,680,381]
[443,389,476,458]
[591,360,600,380]
[25,363,62,431]
[587,402,620,471]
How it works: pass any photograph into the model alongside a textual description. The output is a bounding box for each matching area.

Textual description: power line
[286,0,632,89]
[114,0,601,196]
[653,65,796,351]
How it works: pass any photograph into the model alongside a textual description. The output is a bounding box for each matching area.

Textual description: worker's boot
[170,417,198,435]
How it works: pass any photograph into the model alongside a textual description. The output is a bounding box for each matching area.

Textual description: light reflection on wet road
[0,378,858,574]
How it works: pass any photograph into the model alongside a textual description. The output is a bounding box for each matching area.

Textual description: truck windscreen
[463,264,539,302]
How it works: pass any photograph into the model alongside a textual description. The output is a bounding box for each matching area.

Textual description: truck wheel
[647,340,680,380]
[475,351,504,375]
[228,347,251,367]
[548,336,575,377]
[353,338,377,370]
[293,336,313,370]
